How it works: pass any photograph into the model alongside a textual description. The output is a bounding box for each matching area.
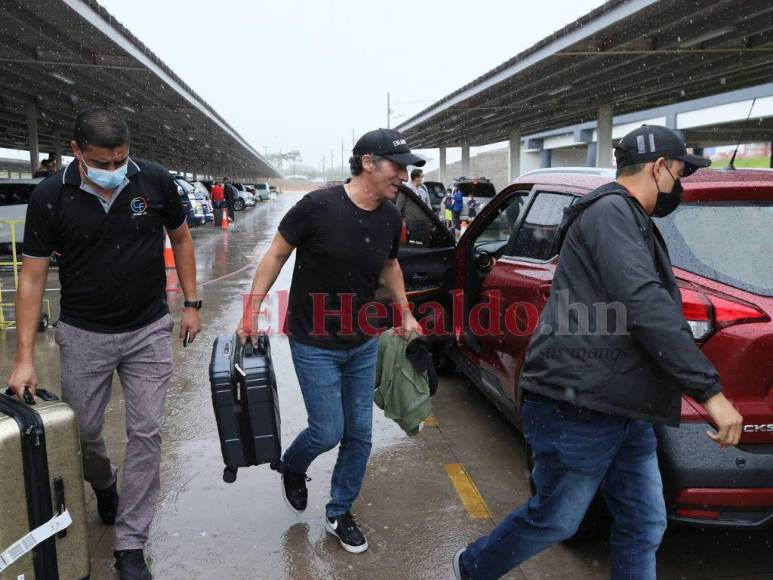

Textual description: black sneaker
[114,549,151,580]
[281,470,309,513]
[324,512,368,553]
[92,481,119,526]
[453,548,470,580]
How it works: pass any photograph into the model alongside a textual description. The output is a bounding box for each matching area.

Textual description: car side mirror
[476,250,496,272]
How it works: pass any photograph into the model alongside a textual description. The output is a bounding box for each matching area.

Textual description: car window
[425,182,446,198]
[506,192,575,261]
[394,191,451,248]
[471,191,530,253]
[457,181,497,198]
[657,202,773,297]
[176,178,195,194]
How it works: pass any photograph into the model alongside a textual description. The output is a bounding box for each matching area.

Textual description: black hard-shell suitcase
[209,334,281,482]
[0,388,90,580]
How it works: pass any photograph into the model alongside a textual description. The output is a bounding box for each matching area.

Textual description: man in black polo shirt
[7,109,202,580]
[237,129,423,554]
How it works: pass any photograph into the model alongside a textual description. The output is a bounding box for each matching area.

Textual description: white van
[0,178,43,253]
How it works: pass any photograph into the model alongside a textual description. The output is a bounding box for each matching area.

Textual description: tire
[38,313,48,332]
[234,199,245,211]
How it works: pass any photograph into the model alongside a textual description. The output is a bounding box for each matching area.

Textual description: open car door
[376,185,455,333]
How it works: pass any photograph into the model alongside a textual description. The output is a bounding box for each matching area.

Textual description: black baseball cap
[614,125,710,176]
[353,128,426,167]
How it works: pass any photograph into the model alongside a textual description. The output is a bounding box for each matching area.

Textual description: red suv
[393,167,773,531]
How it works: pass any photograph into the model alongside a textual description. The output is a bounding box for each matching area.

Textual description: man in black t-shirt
[7,109,202,580]
[237,128,424,554]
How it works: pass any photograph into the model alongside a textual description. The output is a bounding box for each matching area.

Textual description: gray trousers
[55,313,174,550]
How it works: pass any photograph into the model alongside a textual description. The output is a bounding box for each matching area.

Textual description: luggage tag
[0,510,72,572]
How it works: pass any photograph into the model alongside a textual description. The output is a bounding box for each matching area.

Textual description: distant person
[237,128,423,554]
[211,180,225,226]
[32,155,56,178]
[8,108,202,580]
[466,193,479,219]
[223,178,238,223]
[451,184,464,228]
[405,168,431,207]
[443,188,454,227]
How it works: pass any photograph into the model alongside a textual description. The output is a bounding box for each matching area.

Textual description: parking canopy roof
[397,0,773,148]
[0,0,279,178]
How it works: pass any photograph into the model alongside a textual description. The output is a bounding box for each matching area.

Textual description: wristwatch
[183,300,203,310]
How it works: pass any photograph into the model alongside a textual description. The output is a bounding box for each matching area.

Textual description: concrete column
[461,143,470,177]
[438,147,447,184]
[586,142,597,167]
[596,104,614,168]
[508,129,521,182]
[53,130,63,169]
[539,149,552,168]
[26,103,40,174]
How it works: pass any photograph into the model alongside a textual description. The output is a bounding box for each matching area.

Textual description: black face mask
[652,164,683,218]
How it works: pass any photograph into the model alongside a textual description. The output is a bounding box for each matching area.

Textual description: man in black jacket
[453,125,743,580]
[223,178,238,223]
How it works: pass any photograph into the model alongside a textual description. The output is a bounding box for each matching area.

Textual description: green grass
[711,156,771,168]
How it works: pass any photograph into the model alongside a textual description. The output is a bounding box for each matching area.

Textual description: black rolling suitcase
[0,388,90,580]
[209,333,281,483]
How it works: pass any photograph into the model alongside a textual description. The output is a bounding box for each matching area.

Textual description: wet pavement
[1,193,772,579]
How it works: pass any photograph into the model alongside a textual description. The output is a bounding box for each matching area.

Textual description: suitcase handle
[3,387,58,404]
[234,332,269,359]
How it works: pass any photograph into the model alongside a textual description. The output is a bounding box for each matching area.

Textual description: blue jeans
[282,338,378,518]
[463,393,667,580]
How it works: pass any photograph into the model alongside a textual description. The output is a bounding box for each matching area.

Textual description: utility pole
[387,92,391,129]
[331,148,334,178]
[341,138,345,174]
[322,155,326,181]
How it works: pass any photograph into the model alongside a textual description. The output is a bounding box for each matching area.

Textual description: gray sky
[97,0,605,173]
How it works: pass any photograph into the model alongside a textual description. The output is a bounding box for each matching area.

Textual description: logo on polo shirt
[130,196,148,216]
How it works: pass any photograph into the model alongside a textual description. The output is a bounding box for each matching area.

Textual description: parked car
[232,183,256,210]
[172,178,204,227]
[253,182,271,201]
[391,167,773,533]
[0,178,42,253]
[423,180,446,213]
[269,185,280,198]
[175,176,213,224]
[452,176,497,220]
[191,180,212,202]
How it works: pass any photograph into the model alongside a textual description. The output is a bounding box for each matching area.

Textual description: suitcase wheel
[223,466,238,483]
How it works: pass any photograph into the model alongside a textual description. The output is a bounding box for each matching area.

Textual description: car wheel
[234,199,245,211]
[38,313,48,332]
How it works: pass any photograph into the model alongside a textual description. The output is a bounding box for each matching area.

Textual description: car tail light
[675,507,720,520]
[679,285,768,342]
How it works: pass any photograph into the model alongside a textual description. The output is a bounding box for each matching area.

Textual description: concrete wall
[550,146,587,167]
[426,148,510,191]
[425,144,591,190]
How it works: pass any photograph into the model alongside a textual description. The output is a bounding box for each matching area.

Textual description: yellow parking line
[444,463,491,519]
[424,415,439,427]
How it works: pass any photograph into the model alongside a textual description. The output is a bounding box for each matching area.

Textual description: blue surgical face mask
[80,158,128,190]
